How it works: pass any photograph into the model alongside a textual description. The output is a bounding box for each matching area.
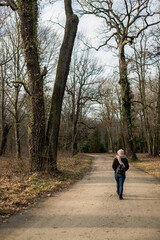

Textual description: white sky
[40,1,118,77]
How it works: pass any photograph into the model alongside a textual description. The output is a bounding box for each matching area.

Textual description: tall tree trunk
[0,124,12,155]
[140,77,153,155]
[17,0,45,171]
[14,30,21,159]
[71,82,82,156]
[0,65,5,155]
[153,66,160,155]
[134,42,153,155]
[0,65,11,155]
[14,84,21,159]
[71,122,78,156]
[46,0,79,172]
[119,43,136,160]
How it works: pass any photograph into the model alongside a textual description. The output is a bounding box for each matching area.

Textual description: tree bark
[133,40,153,155]
[14,28,21,159]
[119,43,136,160]
[0,124,12,155]
[17,0,46,171]
[71,103,79,156]
[0,65,5,155]
[0,65,12,155]
[14,84,21,159]
[46,0,79,172]
[153,66,160,155]
[140,77,153,155]
[71,80,82,156]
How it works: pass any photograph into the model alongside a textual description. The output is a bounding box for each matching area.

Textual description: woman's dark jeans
[115,173,126,195]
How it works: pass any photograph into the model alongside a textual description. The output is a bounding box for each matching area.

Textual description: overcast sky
[40,1,118,77]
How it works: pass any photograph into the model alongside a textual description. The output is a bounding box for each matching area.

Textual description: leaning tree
[0,0,79,172]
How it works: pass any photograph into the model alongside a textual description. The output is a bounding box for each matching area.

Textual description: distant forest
[0,0,159,172]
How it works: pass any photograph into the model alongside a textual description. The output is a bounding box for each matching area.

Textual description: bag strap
[116,155,125,167]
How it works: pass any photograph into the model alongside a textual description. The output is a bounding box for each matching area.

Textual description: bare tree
[133,33,154,155]
[100,77,124,152]
[1,0,79,172]
[65,46,104,155]
[155,65,160,155]
[6,16,27,159]
[45,0,79,172]
[0,63,12,155]
[77,0,159,159]
[1,1,49,169]
[152,26,160,155]
[0,10,13,155]
[130,22,160,155]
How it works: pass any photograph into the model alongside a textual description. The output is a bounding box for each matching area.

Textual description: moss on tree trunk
[17,0,46,171]
[119,43,136,160]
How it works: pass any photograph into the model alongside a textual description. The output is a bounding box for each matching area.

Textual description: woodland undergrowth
[0,152,92,222]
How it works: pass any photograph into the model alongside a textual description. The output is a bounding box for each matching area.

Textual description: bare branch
[41,66,48,78]
[132,20,160,39]
[13,81,31,96]
[0,0,17,10]
[96,32,118,50]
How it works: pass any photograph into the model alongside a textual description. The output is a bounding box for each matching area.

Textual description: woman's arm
[112,158,118,171]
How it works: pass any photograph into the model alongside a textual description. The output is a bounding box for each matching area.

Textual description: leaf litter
[0,153,91,222]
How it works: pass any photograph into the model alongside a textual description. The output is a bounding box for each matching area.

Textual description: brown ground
[0,155,160,240]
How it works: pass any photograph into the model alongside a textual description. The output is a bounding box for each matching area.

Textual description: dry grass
[0,152,92,222]
[132,153,160,180]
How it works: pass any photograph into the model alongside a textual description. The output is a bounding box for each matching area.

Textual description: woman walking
[112,149,129,200]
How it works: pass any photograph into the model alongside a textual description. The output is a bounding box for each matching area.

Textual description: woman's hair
[117,149,124,156]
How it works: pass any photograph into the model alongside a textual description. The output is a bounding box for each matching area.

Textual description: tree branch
[13,81,31,96]
[65,0,73,16]
[0,0,17,10]
[132,20,160,39]
[41,66,48,78]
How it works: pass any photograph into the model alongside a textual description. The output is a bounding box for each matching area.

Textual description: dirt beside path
[0,155,160,240]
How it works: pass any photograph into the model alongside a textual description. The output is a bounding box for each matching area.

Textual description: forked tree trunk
[45,0,79,172]
[17,0,46,171]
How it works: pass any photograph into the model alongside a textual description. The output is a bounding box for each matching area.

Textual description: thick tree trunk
[0,124,12,155]
[46,0,79,172]
[17,0,45,171]
[119,43,136,160]
[153,67,160,155]
[0,65,11,155]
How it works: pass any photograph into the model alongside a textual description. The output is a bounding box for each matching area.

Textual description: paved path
[0,155,160,240]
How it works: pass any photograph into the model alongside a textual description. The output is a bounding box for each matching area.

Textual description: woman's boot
[119,194,123,200]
